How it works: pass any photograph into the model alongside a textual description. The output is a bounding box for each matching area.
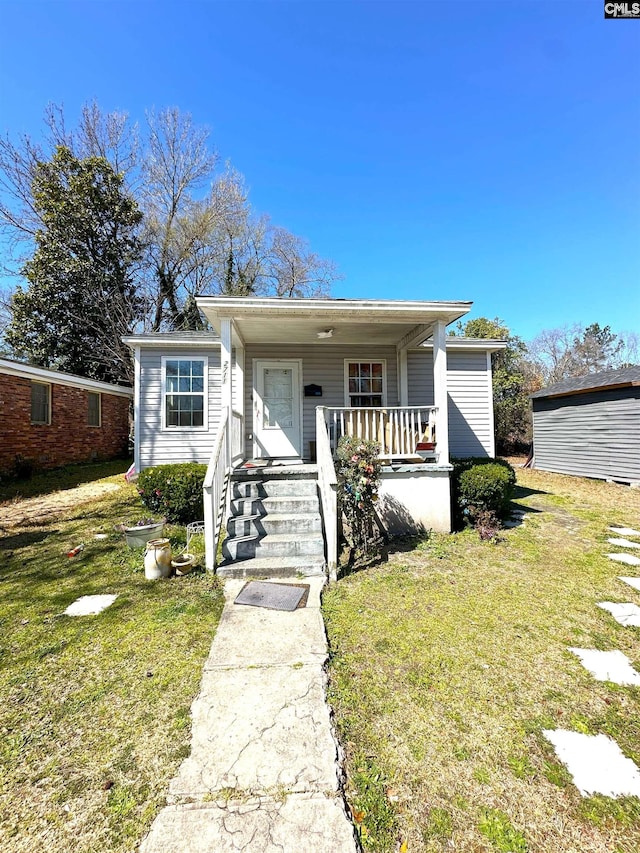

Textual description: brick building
[0,358,133,475]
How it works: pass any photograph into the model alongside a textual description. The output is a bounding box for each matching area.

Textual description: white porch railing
[322,406,437,460]
[315,407,339,582]
[231,409,244,464]
[203,407,237,571]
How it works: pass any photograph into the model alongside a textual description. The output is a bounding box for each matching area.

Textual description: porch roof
[195,296,472,347]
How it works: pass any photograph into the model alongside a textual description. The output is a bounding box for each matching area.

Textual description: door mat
[234,581,310,611]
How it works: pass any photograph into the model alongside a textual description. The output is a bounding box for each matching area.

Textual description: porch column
[398,348,409,407]
[433,320,449,464]
[220,316,233,469]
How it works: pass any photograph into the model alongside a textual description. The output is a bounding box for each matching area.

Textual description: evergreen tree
[5,146,143,383]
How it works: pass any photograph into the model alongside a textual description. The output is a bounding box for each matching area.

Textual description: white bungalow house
[124,296,505,579]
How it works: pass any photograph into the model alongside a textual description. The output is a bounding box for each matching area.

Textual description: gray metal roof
[530,366,640,399]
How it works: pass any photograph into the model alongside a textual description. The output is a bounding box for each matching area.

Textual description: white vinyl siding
[407,349,495,457]
[244,344,399,461]
[138,347,221,467]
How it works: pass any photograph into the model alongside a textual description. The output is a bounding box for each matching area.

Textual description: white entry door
[254,360,302,458]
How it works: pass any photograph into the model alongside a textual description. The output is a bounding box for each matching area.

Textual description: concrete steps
[218,466,326,579]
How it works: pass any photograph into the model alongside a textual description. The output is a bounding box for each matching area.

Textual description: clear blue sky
[1,0,638,342]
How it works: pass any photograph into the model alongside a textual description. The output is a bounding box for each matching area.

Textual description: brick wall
[0,373,131,474]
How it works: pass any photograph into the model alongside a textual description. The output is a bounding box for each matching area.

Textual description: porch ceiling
[196,296,472,347]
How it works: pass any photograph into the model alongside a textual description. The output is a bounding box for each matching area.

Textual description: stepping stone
[543,730,640,797]
[569,648,640,686]
[608,538,640,550]
[609,527,640,537]
[619,576,640,592]
[607,553,640,567]
[598,602,640,627]
[64,594,117,616]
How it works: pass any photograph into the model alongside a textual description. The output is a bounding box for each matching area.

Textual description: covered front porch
[196,296,472,576]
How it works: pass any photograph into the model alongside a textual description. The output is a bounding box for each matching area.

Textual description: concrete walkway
[140,577,358,853]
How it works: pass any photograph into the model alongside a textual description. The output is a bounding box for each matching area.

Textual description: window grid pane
[165,360,205,428]
[347,363,384,408]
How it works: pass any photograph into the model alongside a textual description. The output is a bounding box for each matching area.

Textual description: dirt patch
[0,481,120,533]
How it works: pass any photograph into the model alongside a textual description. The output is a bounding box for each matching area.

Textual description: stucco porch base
[377,463,452,534]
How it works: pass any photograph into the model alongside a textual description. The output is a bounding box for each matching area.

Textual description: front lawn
[324,468,640,853]
[0,463,224,852]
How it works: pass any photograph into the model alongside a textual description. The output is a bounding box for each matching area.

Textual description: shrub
[136,463,207,524]
[335,436,382,557]
[451,457,516,530]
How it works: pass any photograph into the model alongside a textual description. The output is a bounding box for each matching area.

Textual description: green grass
[323,467,640,852]
[0,463,224,852]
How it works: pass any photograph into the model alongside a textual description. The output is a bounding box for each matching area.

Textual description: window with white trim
[346,361,386,407]
[31,381,51,425]
[87,392,101,427]
[164,358,206,428]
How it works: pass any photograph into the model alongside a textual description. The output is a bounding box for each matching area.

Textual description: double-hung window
[31,381,51,425]
[87,392,101,427]
[163,358,207,429]
[345,361,386,407]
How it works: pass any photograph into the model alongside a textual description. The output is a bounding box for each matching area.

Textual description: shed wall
[532,388,640,483]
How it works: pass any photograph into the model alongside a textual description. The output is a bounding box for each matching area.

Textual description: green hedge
[451,457,516,528]
[136,463,207,524]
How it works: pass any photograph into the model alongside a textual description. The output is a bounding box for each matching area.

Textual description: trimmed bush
[136,463,207,524]
[451,457,516,529]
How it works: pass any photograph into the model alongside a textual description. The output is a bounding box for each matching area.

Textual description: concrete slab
[170,663,339,797]
[63,594,117,616]
[569,648,640,686]
[619,576,640,592]
[609,527,640,537]
[608,537,640,550]
[543,730,640,797]
[204,606,328,669]
[598,602,640,627]
[607,552,640,567]
[139,793,358,853]
[141,575,356,850]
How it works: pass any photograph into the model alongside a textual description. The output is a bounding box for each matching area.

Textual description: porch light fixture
[317,328,334,338]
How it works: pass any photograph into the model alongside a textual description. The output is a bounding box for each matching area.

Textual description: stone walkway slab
[608,537,640,550]
[140,576,357,852]
[543,730,640,797]
[607,552,640,567]
[140,793,357,853]
[609,527,640,537]
[569,647,640,686]
[64,594,117,616]
[619,576,640,592]
[169,663,339,797]
[598,601,640,627]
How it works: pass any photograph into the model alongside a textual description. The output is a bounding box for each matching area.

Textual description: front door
[254,360,302,458]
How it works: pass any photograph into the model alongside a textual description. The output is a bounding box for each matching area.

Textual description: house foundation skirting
[377,464,452,534]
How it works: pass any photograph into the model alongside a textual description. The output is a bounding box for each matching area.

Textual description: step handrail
[316,406,338,581]
[204,408,230,571]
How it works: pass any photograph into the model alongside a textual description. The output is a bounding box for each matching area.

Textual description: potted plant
[116,517,167,548]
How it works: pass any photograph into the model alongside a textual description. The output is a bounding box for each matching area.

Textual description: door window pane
[263,368,293,428]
